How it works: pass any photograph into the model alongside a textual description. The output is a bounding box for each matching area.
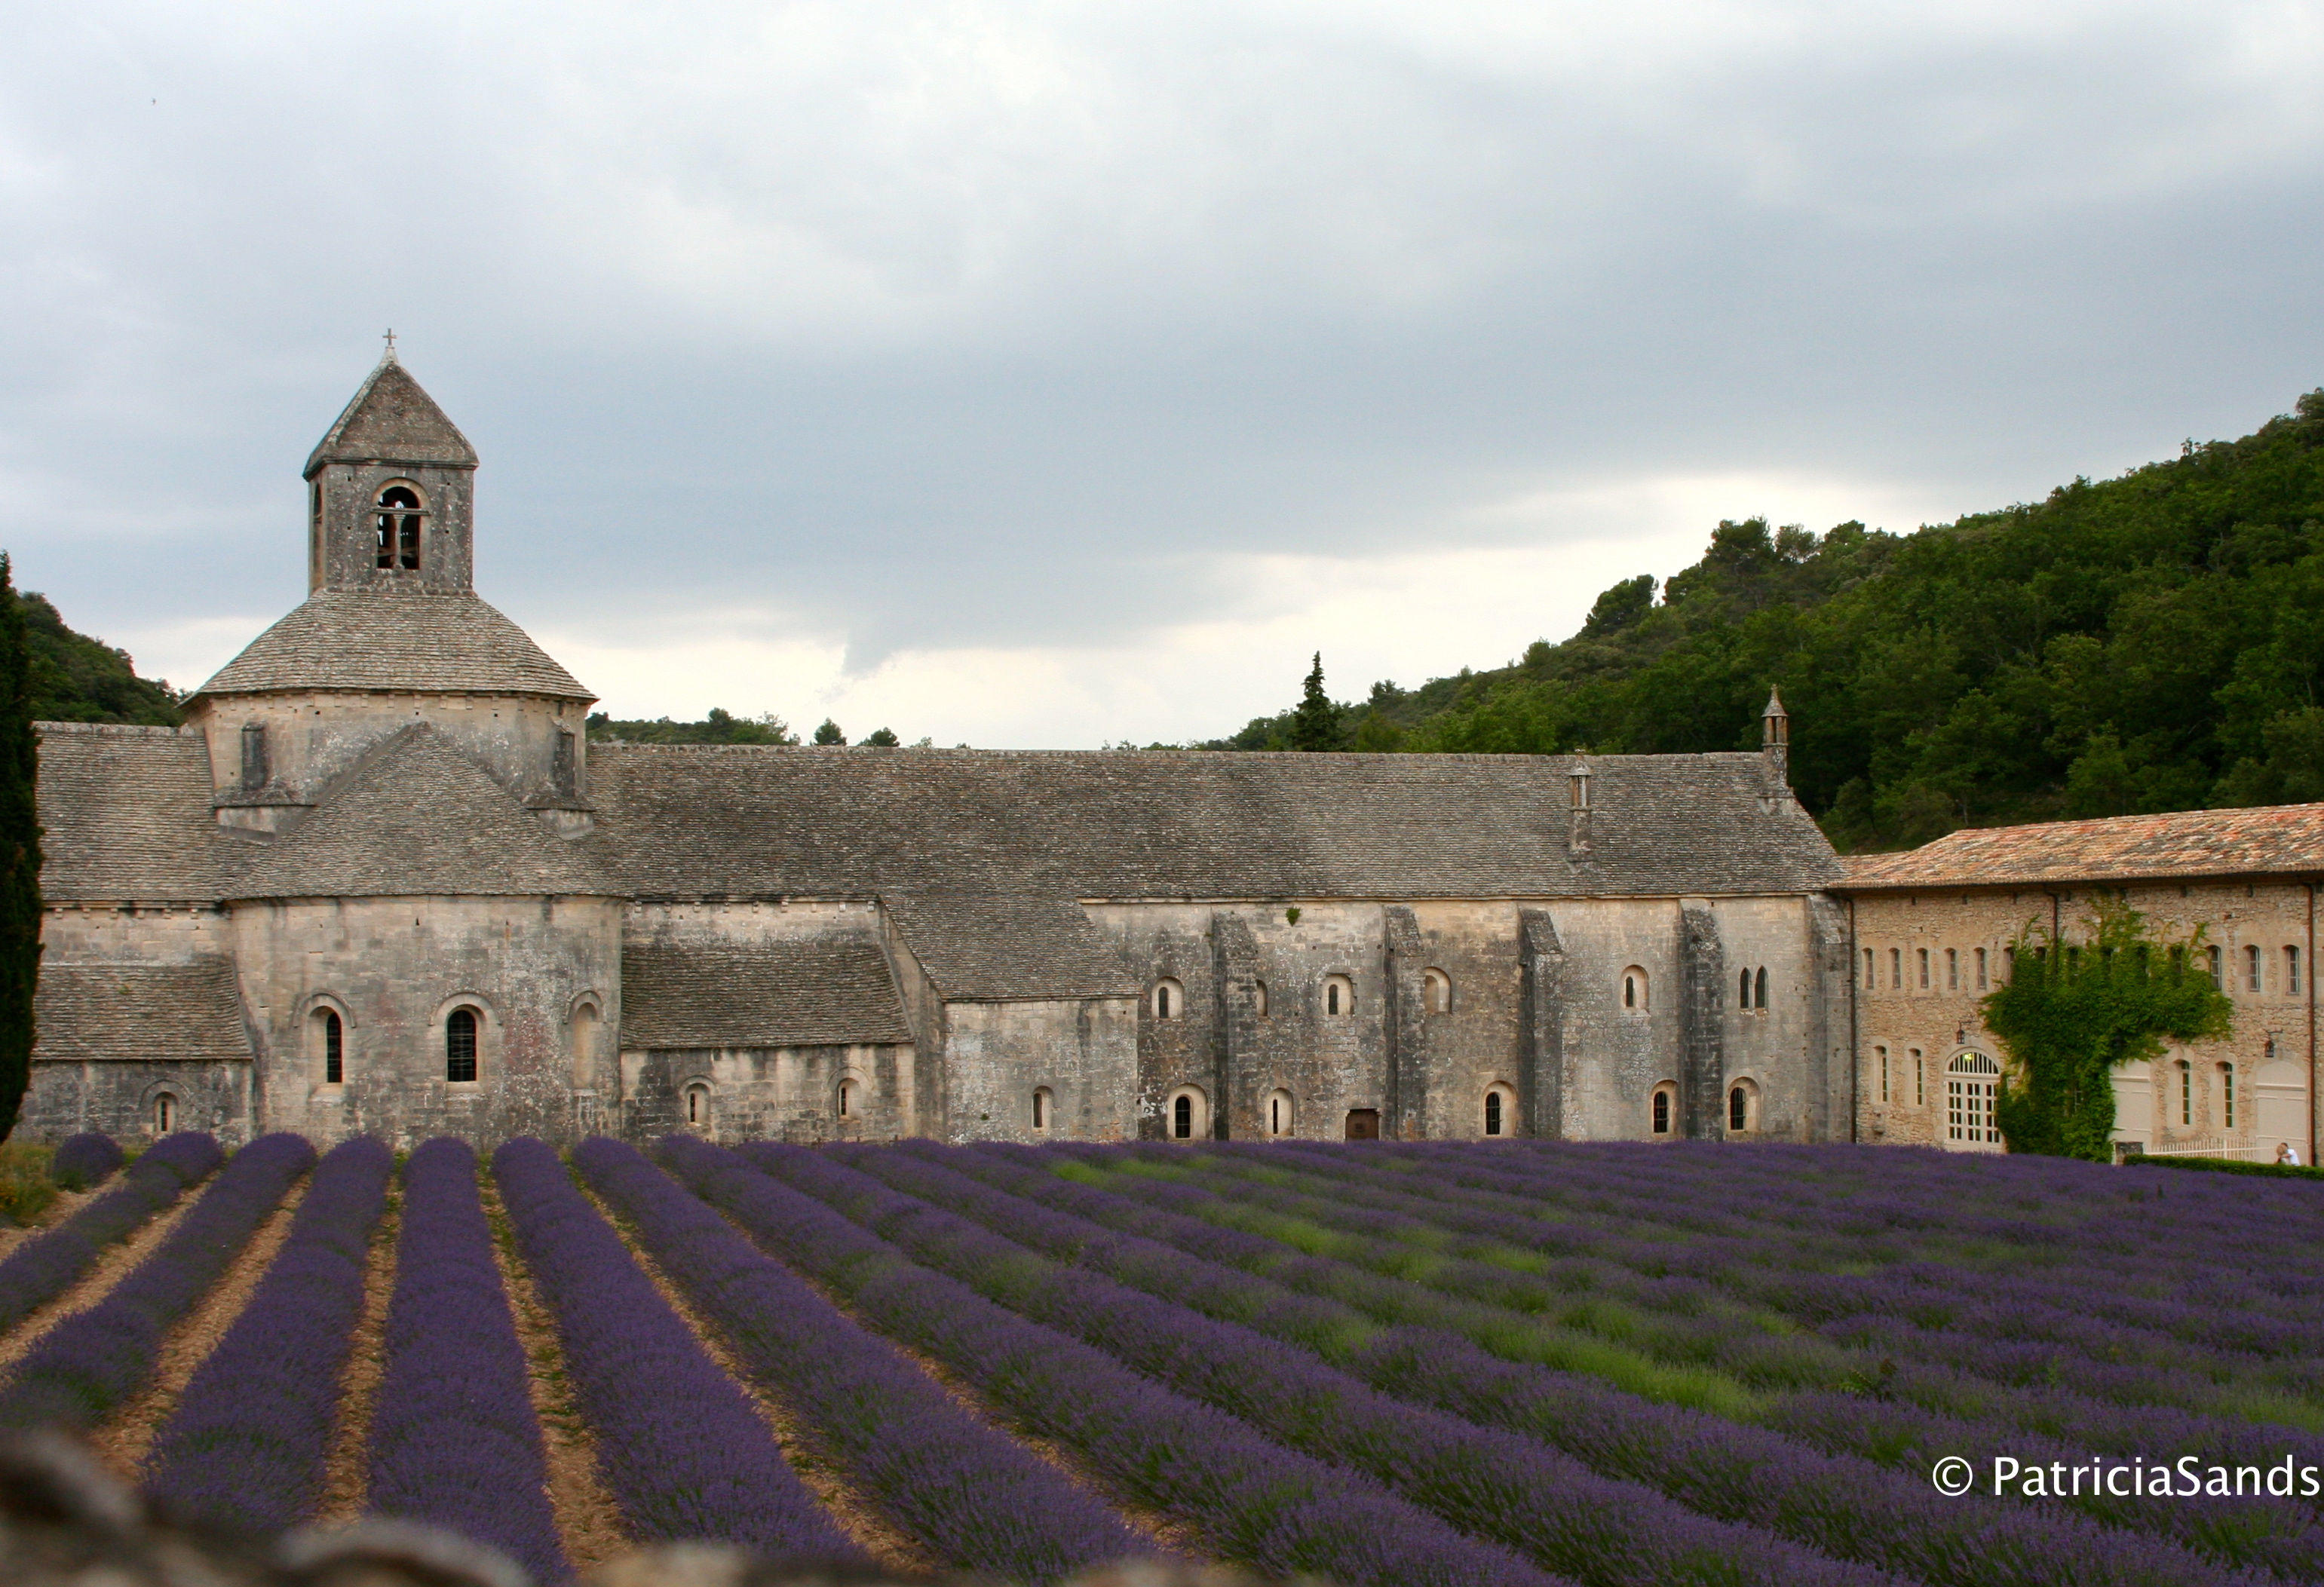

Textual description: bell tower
[305,337,480,595]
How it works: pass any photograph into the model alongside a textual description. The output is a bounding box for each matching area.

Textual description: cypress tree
[0,558,41,1142]
[1289,652,1341,752]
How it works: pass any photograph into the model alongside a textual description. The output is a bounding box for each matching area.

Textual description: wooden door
[1344,1108,1381,1141]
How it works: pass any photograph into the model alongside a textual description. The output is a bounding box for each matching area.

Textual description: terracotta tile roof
[621,937,913,1049]
[189,589,593,702]
[1835,803,2324,891]
[34,959,253,1065]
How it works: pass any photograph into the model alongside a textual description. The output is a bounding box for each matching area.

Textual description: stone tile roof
[621,937,913,1049]
[305,357,477,476]
[887,893,1137,1000]
[34,958,253,1065]
[189,590,593,702]
[36,725,223,902]
[1835,802,2324,890]
[226,728,616,901]
[582,745,1842,902]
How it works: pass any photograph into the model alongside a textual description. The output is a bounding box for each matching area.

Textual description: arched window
[1482,1083,1516,1138]
[838,1078,857,1118]
[1423,969,1452,1015]
[1621,967,1648,1011]
[1946,1052,2003,1149]
[1032,1086,1053,1132]
[1323,975,1354,1017]
[685,1081,712,1127]
[153,1092,177,1135]
[1252,980,1269,1018]
[374,483,424,571]
[1754,967,1768,1009]
[1153,978,1184,1020]
[1265,1087,1293,1138]
[570,1003,600,1090]
[1738,968,1752,1009]
[1167,1085,1208,1141]
[322,1009,343,1085]
[1727,1080,1756,1133]
[1651,1086,1673,1135]
[445,1007,479,1083]
[2220,1064,2235,1129]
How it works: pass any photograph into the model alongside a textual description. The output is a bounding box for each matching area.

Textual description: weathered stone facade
[26,354,1864,1152]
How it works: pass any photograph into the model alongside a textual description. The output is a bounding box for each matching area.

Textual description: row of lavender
[1104,1139,2324,1429]
[758,1138,2299,1587]
[1011,1143,2324,1567]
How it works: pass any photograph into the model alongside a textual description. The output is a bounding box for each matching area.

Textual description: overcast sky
[2,2,2319,746]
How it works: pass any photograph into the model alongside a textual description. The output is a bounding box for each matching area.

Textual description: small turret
[1761,688,1790,788]
[304,342,480,595]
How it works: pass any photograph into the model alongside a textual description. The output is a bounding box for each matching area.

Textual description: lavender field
[0,1132,2316,1587]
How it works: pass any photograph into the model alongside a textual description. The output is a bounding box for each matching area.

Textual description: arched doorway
[1945,1051,2004,1152]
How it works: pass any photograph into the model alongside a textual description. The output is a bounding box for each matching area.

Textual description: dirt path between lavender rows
[575,1177,945,1579]
[480,1180,629,1571]
[0,1182,210,1377]
[316,1186,399,1524]
[92,1177,311,1481]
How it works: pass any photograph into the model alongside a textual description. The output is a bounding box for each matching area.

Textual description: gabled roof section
[305,356,477,477]
[189,590,593,703]
[36,724,223,902]
[226,727,616,901]
[1836,803,2324,892]
[622,937,914,1049]
[35,959,253,1065]
[885,893,1138,1000]
[581,745,1842,902]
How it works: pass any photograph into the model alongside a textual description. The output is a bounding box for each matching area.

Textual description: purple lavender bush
[364,1138,566,1585]
[493,1138,860,1564]
[48,1133,123,1192]
[814,1141,1884,1587]
[142,1136,392,1535]
[0,1133,311,1432]
[658,1134,1565,1587]
[575,1136,1149,1582]
[0,1132,221,1335]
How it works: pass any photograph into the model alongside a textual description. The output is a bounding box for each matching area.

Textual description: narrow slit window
[1862,947,1874,988]
[324,1010,343,1084]
[2178,1060,2193,1126]
[1651,1089,1670,1135]
[1877,1045,1889,1103]
[1975,948,1988,990]
[2221,1064,2236,1129]
[1740,968,1753,1009]
[1754,966,1768,1009]
[2288,945,2303,995]
[2246,945,2261,993]
[1918,948,1930,990]
[445,1007,478,1083]
[1946,948,1958,991]
[1890,948,1902,990]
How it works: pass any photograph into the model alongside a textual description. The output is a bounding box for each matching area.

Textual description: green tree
[812,718,846,746]
[1289,653,1341,752]
[0,559,41,1141]
[858,727,900,746]
[1981,897,2231,1161]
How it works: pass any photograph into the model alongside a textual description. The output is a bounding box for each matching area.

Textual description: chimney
[1761,689,1790,789]
[1568,763,1593,856]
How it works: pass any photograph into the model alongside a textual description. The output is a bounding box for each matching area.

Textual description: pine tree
[0,560,43,1141]
[1289,653,1341,752]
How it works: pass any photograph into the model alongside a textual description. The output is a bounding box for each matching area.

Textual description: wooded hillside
[11,588,179,727]
[1213,391,2324,852]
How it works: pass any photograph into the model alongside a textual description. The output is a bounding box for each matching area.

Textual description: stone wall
[237,893,622,1150]
[939,998,1139,1143]
[618,1040,914,1141]
[21,1061,250,1147]
[1850,880,2317,1160]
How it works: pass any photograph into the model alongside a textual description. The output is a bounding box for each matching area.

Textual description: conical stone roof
[305,356,477,476]
[227,727,617,901]
[189,589,593,702]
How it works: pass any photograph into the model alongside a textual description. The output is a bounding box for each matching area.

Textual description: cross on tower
[382,328,397,362]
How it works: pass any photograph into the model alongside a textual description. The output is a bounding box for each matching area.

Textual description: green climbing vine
[1980,896,2233,1161]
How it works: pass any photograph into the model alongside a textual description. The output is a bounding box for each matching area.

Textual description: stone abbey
[25,355,2321,1163]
